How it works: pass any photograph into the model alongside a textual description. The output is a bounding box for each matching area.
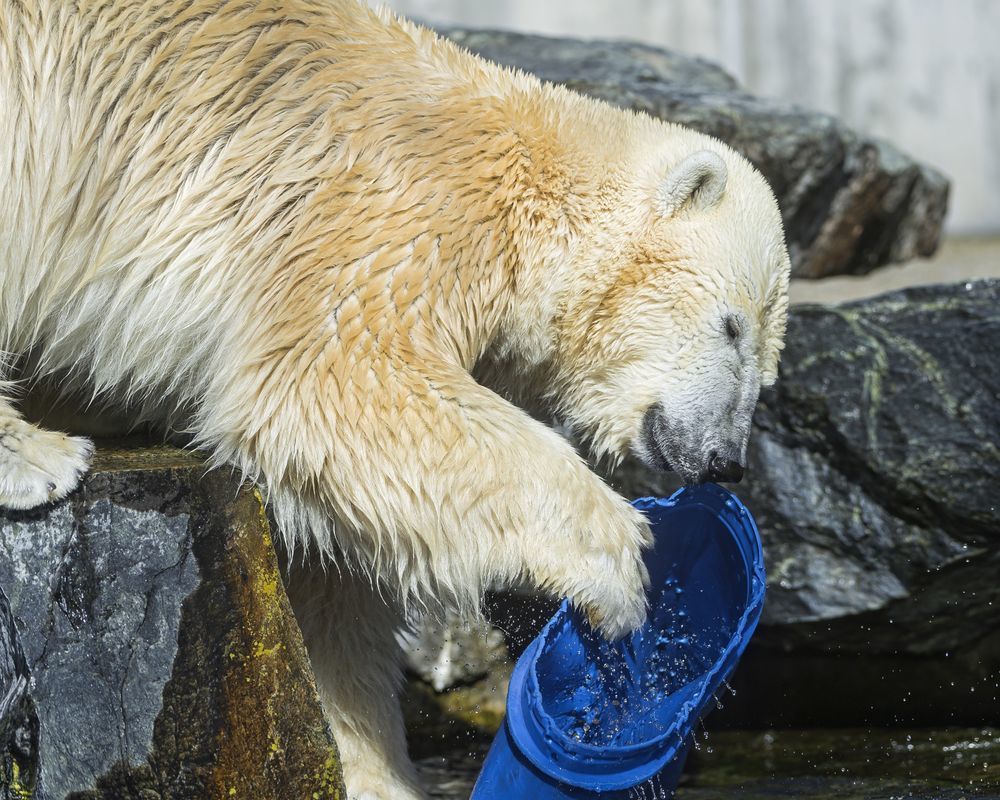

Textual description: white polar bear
[0,1,789,797]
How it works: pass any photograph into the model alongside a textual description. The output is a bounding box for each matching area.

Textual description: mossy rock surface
[0,445,344,799]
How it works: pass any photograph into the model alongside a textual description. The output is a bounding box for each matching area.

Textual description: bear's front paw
[578,549,650,640]
[0,419,93,510]
[571,500,652,640]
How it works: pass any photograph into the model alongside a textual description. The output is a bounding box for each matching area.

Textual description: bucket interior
[533,498,752,749]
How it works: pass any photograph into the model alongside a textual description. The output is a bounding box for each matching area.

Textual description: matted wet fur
[0,2,789,797]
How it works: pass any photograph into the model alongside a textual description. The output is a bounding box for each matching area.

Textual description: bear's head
[529,136,790,485]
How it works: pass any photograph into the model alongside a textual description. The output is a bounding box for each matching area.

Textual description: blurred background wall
[374,0,1000,235]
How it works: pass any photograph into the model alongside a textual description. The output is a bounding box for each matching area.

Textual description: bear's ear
[658,150,728,218]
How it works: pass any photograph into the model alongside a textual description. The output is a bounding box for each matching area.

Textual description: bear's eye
[724,314,741,343]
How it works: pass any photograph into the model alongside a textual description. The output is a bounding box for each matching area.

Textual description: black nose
[707,454,744,483]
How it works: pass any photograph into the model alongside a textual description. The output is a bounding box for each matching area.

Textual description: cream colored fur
[0,1,789,797]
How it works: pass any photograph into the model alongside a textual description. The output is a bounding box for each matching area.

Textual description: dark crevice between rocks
[0,586,38,800]
[118,536,194,799]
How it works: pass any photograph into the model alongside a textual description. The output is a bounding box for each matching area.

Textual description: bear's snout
[638,404,748,485]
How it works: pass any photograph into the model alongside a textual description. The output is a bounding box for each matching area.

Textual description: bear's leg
[0,369,93,510]
[256,356,651,642]
[285,562,427,800]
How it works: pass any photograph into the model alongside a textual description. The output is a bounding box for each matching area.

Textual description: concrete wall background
[373,0,1000,235]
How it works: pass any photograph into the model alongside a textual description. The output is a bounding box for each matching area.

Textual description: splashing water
[547,575,736,748]
[627,772,673,800]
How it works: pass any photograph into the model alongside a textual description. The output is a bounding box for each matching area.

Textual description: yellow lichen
[253,640,284,658]
[9,758,33,799]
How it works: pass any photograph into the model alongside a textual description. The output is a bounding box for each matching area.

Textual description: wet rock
[438,28,949,279]
[402,611,508,694]
[613,279,1000,725]
[0,445,344,800]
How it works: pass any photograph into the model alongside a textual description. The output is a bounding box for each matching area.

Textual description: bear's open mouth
[639,404,675,473]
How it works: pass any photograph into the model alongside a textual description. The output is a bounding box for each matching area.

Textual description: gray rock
[438,28,950,279]
[0,501,197,798]
[616,279,1000,647]
[613,279,1000,725]
[0,446,344,799]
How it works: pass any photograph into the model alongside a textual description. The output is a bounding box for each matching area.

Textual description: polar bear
[0,1,789,797]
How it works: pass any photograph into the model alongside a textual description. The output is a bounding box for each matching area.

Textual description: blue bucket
[471,483,766,799]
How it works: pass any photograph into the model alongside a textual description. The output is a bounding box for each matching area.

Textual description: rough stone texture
[438,28,950,279]
[0,446,344,800]
[613,279,1000,725]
